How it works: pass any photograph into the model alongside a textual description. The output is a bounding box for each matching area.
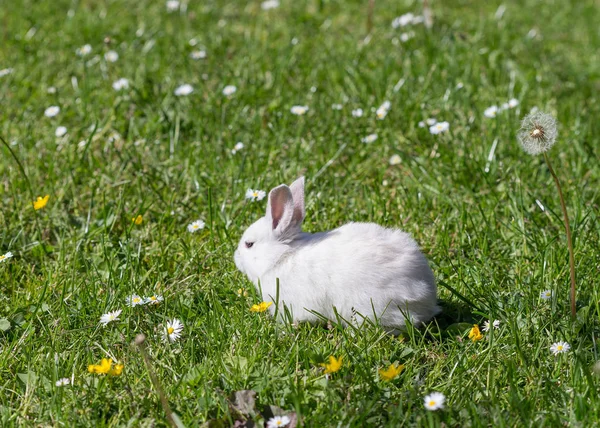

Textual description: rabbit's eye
[245,241,254,249]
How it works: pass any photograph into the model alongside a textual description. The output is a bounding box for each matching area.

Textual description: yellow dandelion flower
[469,324,483,342]
[379,363,405,381]
[321,355,343,374]
[88,358,123,376]
[109,363,124,376]
[33,195,49,210]
[132,215,143,225]
[250,301,273,312]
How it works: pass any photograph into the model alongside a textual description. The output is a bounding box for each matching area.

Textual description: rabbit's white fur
[234,177,440,331]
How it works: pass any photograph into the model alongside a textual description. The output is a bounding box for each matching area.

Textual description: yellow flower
[132,215,143,225]
[321,355,343,374]
[87,358,123,376]
[33,195,49,210]
[469,324,483,342]
[379,363,405,381]
[250,301,273,312]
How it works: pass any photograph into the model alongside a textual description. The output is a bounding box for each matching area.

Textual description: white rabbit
[234,177,440,332]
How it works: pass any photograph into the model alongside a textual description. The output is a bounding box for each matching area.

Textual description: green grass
[1,0,600,426]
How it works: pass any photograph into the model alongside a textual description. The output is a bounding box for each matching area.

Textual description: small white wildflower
[266,415,291,428]
[391,13,415,28]
[55,378,70,387]
[44,106,60,118]
[376,100,391,120]
[456,82,464,89]
[508,98,519,108]
[0,252,13,263]
[418,121,425,128]
[550,341,571,355]
[331,103,343,110]
[0,68,14,77]
[484,106,499,118]
[400,32,415,42]
[189,38,198,46]
[482,320,500,332]
[145,295,164,305]
[222,85,237,96]
[112,78,129,91]
[429,121,450,135]
[163,319,184,342]
[166,0,180,12]
[76,44,92,56]
[290,105,309,115]
[424,392,445,411]
[389,154,401,165]
[99,309,122,326]
[126,295,144,307]
[104,50,119,62]
[361,134,378,144]
[261,0,280,10]
[55,126,68,138]
[245,189,266,201]
[231,142,245,154]
[426,118,437,126]
[47,86,57,94]
[540,290,553,300]
[174,84,194,96]
[291,37,299,45]
[190,50,207,60]
[351,108,363,118]
[187,220,205,233]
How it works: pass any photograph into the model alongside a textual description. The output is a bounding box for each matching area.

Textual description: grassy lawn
[1,0,600,426]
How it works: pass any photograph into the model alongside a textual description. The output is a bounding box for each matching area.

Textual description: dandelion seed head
[517,111,558,155]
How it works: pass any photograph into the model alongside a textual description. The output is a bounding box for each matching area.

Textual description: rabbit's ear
[289,176,305,226]
[266,184,295,235]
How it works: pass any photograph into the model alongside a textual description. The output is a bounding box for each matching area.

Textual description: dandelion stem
[366,0,375,33]
[543,153,576,318]
[134,334,177,427]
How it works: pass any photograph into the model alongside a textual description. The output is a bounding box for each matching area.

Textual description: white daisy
[550,341,571,355]
[0,252,13,263]
[166,0,180,12]
[112,78,129,91]
[55,126,68,138]
[190,50,207,60]
[508,98,519,108]
[376,100,391,120]
[222,85,237,96]
[540,290,552,300]
[484,106,499,118]
[174,84,194,96]
[267,415,291,428]
[231,142,244,154]
[331,103,343,110]
[429,121,450,135]
[245,189,266,201]
[290,105,309,115]
[163,319,184,342]
[55,378,70,387]
[261,0,280,10]
[187,220,205,233]
[424,392,445,411]
[104,50,119,62]
[76,44,92,57]
[482,319,500,332]
[47,86,57,94]
[145,295,164,305]
[418,121,426,128]
[361,134,378,144]
[425,118,437,126]
[0,68,14,77]
[44,106,60,118]
[99,309,122,326]
[389,154,401,165]
[126,295,144,307]
[351,108,363,117]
